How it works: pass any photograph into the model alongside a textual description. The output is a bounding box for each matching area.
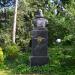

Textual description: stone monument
[30,9,49,66]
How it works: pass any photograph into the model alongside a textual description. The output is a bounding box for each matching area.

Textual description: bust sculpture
[30,9,49,66]
[33,9,48,28]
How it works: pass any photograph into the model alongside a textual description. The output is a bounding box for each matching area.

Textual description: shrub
[0,47,4,64]
[15,52,30,65]
[62,34,75,45]
[5,44,20,60]
[14,64,31,74]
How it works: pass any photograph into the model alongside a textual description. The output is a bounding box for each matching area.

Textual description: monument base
[30,56,49,66]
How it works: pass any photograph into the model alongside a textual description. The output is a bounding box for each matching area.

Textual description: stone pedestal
[30,28,49,66]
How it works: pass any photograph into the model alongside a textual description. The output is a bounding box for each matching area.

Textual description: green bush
[14,64,31,74]
[15,52,30,65]
[5,44,20,60]
[62,34,75,45]
[0,47,4,64]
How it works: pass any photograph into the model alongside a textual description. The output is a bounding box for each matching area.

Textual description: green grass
[0,70,13,75]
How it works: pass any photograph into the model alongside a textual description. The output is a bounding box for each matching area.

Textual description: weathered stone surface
[31,28,48,56]
[30,56,49,66]
[30,28,49,66]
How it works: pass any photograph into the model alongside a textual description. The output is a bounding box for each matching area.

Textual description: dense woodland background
[0,0,75,75]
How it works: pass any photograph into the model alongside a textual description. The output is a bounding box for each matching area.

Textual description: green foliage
[14,64,31,74]
[0,30,11,47]
[62,0,71,4]
[62,34,75,45]
[0,8,14,47]
[45,4,75,45]
[8,46,75,74]
[47,15,69,45]
[0,46,75,75]
[0,47,4,64]
[16,52,30,65]
[0,0,75,74]
[5,44,20,60]
[61,53,75,69]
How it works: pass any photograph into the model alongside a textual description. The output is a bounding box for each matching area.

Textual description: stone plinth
[30,28,49,66]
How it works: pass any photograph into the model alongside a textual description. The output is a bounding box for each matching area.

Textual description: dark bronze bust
[33,9,48,28]
[30,9,49,66]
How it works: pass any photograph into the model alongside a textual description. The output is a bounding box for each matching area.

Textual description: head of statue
[34,9,44,18]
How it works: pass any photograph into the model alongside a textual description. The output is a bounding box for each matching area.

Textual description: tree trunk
[12,0,18,43]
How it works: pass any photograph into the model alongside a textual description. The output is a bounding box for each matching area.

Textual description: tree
[12,0,18,43]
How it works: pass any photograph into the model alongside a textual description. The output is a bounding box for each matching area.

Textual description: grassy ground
[0,70,13,75]
[0,70,45,75]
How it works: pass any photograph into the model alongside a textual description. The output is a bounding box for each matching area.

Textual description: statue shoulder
[45,18,48,24]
